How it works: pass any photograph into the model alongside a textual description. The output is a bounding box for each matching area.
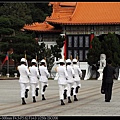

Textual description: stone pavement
[0,79,120,117]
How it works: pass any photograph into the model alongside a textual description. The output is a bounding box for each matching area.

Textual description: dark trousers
[105,83,113,101]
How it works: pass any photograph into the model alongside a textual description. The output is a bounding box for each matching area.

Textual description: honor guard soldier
[17,58,30,105]
[72,58,82,101]
[39,59,50,100]
[57,59,68,105]
[29,59,40,103]
[66,59,75,103]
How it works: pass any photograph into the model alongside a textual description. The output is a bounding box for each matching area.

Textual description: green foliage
[56,36,64,48]
[0,3,33,24]
[51,35,65,60]
[87,33,120,67]
[0,16,15,36]
[0,16,11,28]
[101,32,120,66]
[0,2,54,76]
[0,27,14,35]
[38,42,46,60]
[31,8,46,22]
[45,47,54,73]
[87,36,102,65]
[8,16,25,30]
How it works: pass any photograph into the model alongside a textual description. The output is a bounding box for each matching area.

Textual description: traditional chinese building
[24,2,120,79]
[24,2,120,62]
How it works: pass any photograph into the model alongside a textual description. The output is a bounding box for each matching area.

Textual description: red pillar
[90,33,94,48]
[63,38,67,60]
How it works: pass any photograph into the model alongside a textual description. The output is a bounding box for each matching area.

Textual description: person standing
[39,59,50,100]
[57,59,68,105]
[29,59,40,103]
[102,59,116,102]
[66,59,75,103]
[17,58,30,105]
[72,58,82,101]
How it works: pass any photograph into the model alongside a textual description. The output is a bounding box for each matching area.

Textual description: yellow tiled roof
[46,2,120,25]
[23,22,62,32]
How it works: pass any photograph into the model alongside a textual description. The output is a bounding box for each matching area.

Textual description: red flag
[2,53,8,66]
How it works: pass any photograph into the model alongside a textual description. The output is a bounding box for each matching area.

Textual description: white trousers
[67,82,74,97]
[30,82,39,97]
[59,84,67,100]
[73,81,81,95]
[40,82,48,95]
[20,83,30,98]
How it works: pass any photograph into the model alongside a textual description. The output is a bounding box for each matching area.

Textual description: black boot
[70,87,74,96]
[25,89,29,98]
[74,95,78,101]
[68,96,72,103]
[75,86,80,93]
[42,94,46,100]
[63,89,67,99]
[43,85,47,92]
[33,96,36,103]
[61,99,65,105]
[22,97,26,105]
[35,88,39,96]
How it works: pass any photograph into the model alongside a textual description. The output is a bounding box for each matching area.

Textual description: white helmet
[59,59,64,63]
[20,58,26,62]
[72,58,77,63]
[31,59,37,63]
[66,59,71,63]
[41,59,46,63]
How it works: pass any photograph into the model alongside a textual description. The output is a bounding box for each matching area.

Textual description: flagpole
[6,51,9,78]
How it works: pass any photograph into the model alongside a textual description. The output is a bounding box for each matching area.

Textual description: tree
[37,42,54,75]
[26,2,52,22]
[0,2,54,76]
[0,16,14,40]
[0,32,40,74]
[87,32,120,67]
[101,32,120,67]
[45,46,54,74]
[87,36,102,66]
[0,3,33,24]
[51,35,65,60]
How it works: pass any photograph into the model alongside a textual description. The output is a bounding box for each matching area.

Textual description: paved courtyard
[0,79,120,117]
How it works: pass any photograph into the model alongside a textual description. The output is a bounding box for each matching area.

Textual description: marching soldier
[57,59,68,105]
[39,59,50,100]
[17,58,30,105]
[29,59,40,103]
[72,58,82,101]
[66,59,75,103]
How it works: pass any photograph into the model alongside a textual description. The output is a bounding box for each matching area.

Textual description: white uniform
[29,65,40,97]
[18,64,30,98]
[57,65,68,100]
[73,64,82,95]
[66,64,75,97]
[39,65,50,95]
